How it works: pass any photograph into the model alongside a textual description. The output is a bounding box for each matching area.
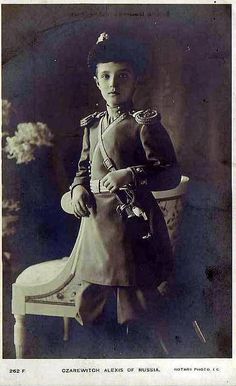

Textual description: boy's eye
[119,73,128,79]
[101,74,110,79]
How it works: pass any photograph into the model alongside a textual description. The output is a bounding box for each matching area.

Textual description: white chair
[12,176,189,358]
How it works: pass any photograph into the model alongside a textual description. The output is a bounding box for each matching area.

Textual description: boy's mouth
[108,91,120,95]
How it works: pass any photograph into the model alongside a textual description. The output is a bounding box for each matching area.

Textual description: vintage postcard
[1,1,235,385]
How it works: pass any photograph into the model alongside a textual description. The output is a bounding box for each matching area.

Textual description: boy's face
[94,62,137,107]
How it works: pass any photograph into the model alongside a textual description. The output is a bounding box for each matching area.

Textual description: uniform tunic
[70,108,181,291]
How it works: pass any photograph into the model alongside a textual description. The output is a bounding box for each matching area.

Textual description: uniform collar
[106,101,133,123]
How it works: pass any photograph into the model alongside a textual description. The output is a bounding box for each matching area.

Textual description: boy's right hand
[72,185,92,218]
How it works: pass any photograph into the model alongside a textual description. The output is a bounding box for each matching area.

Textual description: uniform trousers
[75,281,162,326]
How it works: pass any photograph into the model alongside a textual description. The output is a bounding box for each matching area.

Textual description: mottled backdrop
[2,4,231,358]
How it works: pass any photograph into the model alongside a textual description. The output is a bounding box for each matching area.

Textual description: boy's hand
[72,185,92,218]
[101,168,133,193]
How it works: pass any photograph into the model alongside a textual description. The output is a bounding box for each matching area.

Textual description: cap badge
[96,32,109,44]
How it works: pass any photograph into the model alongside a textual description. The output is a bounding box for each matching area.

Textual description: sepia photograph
[1,1,234,384]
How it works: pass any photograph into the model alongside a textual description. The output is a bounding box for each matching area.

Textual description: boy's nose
[109,75,118,88]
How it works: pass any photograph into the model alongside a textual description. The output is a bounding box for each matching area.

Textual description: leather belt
[90,179,110,194]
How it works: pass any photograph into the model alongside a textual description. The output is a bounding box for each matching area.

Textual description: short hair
[87,33,149,77]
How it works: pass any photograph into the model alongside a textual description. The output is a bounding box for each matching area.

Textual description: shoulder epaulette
[131,109,161,125]
[80,111,106,127]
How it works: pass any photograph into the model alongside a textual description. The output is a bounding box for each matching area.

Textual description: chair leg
[63,317,70,341]
[14,315,25,359]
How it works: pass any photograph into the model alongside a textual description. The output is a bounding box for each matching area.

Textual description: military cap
[87,32,149,76]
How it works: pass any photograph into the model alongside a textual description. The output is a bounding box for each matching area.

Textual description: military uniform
[69,104,181,325]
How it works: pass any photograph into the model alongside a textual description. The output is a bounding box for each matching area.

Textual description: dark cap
[87,32,149,76]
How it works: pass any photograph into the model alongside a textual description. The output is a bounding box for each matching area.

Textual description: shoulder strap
[131,109,161,125]
[80,111,106,128]
[98,117,117,172]
[98,113,126,172]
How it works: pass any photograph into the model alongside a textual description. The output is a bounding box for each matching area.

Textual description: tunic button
[56,292,64,300]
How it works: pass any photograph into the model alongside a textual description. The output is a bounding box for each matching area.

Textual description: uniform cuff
[69,181,90,197]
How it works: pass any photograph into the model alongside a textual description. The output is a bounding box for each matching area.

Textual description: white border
[1,1,235,386]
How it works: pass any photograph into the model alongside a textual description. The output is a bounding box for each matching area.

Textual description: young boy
[69,32,181,351]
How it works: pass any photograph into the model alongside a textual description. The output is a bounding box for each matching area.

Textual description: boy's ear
[94,76,101,90]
